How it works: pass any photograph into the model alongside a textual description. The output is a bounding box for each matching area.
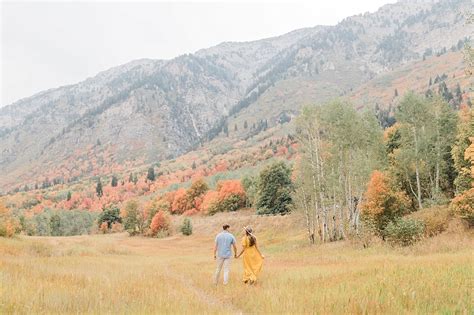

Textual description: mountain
[0,0,472,191]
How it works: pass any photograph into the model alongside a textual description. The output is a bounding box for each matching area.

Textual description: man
[213,224,237,285]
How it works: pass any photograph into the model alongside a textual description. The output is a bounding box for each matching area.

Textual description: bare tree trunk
[300,186,314,244]
[413,127,423,209]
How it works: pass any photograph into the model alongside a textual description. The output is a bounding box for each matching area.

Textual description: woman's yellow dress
[241,236,263,283]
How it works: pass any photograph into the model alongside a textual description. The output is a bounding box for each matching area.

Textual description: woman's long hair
[245,229,256,247]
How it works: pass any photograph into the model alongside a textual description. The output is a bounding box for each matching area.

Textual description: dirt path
[163,265,244,315]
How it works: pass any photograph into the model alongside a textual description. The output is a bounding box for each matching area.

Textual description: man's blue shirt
[215,231,236,258]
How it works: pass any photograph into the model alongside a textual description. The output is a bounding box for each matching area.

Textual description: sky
[0,0,396,106]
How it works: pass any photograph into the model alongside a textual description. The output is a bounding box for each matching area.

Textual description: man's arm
[233,243,238,258]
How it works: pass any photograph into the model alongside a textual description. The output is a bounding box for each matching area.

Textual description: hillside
[0,0,472,192]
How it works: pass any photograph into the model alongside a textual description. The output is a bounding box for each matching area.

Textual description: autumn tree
[256,161,293,215]
[186,178,209,210]
[360,171,410,235]
[0,201,17,237]
[149,210,169,237]
[452,106,473,195]
[171,189,188,214]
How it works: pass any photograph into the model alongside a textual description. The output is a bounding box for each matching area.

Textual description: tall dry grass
[1,211,473,314]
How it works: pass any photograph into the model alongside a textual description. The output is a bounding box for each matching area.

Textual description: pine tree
[96,179,103,198]
[111,175,118,187]
[180,218,193,236]
[147,167,156,181]
[244,120,248,129]
[67,191,72,201]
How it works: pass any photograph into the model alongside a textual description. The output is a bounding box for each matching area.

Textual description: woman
[236,226,264,284]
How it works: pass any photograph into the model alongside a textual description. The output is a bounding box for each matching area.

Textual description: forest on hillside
[1,86,472,247]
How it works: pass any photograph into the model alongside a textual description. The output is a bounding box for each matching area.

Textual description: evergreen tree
[180,218,193,236]
[66,191,72,201]
[394,89,399,97]
[223,123,229,137]
[96,179,103,198]
[244,120,248,129]
[111,175,118,187]
[192,161,197,170]
[147,167,156,181]
[234,124,238,132]
[256,162,293,215]
[129,173,133,183]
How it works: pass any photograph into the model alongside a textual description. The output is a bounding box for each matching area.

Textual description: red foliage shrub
[150,210,170,236]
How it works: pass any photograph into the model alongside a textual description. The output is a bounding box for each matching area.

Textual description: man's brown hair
[223,224,230,230]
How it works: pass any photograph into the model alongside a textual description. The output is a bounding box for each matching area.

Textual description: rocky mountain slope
[0,0,472,191]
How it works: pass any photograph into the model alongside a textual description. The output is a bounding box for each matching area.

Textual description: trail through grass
[1,212,473,314]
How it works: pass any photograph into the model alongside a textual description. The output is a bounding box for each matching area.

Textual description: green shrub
[180,218,193,236]
[384,217,424,246]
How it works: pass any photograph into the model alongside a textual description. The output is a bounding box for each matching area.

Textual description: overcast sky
[1,0,395,106]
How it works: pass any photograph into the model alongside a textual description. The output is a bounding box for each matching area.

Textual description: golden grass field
[1,210,473,314]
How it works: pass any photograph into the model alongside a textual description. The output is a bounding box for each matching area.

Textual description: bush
[450,188,474,227]
[150,210,170,237]
[384,217,424,246]
[180,218,193,236]
[407,206,452,237]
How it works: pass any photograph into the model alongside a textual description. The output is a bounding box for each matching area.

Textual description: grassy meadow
[1,210,473,314]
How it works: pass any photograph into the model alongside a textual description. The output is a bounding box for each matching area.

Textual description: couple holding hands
[213,224,264,285]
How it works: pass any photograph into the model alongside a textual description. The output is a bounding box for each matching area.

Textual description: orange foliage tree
[150,210,170,236]
[360,170,411,234]
[0,201,18,237]
[171,189,188,214]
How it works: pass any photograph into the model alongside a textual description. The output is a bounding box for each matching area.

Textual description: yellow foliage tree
[0,201,18,237]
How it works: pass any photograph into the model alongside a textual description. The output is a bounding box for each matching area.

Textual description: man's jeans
[214,257,231,285]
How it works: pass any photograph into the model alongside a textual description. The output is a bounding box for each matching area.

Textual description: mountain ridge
[0,0,472,191]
